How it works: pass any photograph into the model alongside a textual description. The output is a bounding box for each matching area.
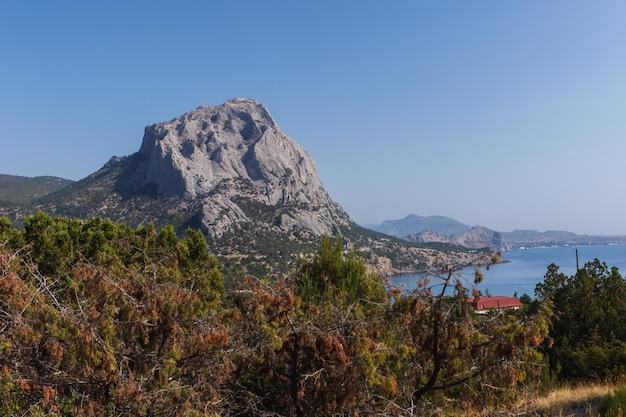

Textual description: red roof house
[468,296,522,314]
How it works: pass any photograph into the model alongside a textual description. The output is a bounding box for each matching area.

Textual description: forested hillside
[0,175,73,205]
[1,214,625,415]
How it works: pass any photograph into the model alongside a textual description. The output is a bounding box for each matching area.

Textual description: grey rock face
[138,98,348,238]
[454,226,508,251]
[405,226,508,251]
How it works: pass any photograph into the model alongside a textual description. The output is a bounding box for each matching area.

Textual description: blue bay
[389,244,626,298]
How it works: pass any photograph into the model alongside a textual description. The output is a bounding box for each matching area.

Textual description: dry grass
[530,382,616,417]
[398,383,617,416]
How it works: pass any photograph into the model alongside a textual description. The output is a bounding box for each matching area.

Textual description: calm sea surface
[389,244,626,298]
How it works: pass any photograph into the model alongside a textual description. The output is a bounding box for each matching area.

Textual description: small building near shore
[468,296,522,314]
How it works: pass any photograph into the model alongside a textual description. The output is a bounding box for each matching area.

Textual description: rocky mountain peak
[138,98,322,201]
[134,98,344,238]
[405,225,508,251]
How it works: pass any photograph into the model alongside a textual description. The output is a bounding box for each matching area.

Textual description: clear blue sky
[2,1,626,235]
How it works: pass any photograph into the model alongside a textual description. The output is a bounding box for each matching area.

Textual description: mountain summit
[134,98,344,237]
[139,98,322,200]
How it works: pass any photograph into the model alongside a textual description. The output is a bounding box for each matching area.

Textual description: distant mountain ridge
[367,214,473,237]
[0,174,73,205]
[366,214,506,251]
[367,214,626,250]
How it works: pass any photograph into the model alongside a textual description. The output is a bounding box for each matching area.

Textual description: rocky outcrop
[136,98,348,238]
[139,98,322,201]
[405,226,508,251]
[455,226,508,251]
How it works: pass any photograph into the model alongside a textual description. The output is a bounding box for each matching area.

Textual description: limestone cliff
[405,226,508,251]
[131,98,349,238]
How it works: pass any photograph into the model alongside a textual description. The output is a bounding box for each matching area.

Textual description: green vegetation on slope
[0,174,73,205]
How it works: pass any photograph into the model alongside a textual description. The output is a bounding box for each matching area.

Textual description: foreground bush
[0,215,551,415]
[0,214,227,415]
[536,260,626,383]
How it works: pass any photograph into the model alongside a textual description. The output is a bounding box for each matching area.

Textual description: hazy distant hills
[366,214,626,250]
[366,215,507,251]
[367,214,473,237]
[0,174,74,206]
[0,99,490,276]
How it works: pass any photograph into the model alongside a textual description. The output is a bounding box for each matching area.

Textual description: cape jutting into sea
[389,244,626,298]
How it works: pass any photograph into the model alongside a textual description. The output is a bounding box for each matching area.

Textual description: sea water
[389,244,626,298]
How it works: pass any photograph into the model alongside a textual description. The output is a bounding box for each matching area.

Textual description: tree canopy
[536,259,626,381]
